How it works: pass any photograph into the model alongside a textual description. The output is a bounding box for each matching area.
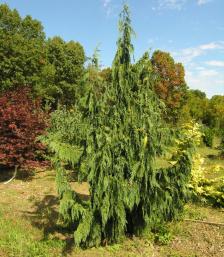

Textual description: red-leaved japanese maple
[0,87,48,170]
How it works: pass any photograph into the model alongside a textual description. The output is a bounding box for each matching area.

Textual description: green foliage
[178,90,224,141]
[221,130,224,157]
[152,122,200,222]
[192,175,224,208]
[179,89,209,124]
[200,178,224,207]
[37,36,85,106]
[0,4,46,91]
[207,95,224,131]
[0,4,85,107]
[202,126,214,147]
[41,5,199,248]
[179,90,224,139]
[186,126,224,207]
[153,224,172,245]
[99,67,112,84]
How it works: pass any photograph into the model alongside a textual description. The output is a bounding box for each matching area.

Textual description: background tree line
[0,3,223,171]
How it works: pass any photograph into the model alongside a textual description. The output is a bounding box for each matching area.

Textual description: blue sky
[1,0,224,97]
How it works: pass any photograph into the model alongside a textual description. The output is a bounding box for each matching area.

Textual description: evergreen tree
[43,4,196,247]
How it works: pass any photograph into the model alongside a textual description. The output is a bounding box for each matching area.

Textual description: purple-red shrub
[0,87,48,170]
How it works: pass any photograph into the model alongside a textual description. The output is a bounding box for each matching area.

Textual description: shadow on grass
[23,194,77,256]
[0,167,14,182]
[0,166,36,182]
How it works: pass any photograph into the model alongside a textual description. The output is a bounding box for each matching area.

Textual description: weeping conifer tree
[43,5,195,247]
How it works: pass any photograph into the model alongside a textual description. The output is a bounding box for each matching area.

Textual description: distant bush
[220,130,224,156]
[202,127,214,147]
[0,87,48,170]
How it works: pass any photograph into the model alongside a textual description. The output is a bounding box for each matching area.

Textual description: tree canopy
[0,4,46,91]
[151,50,187,122]
[37,36,85,106]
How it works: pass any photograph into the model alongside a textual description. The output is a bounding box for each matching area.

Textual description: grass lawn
[0,146,223,257]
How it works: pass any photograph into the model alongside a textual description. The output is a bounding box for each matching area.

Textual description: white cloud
[199,42,222,50]
[153,0,213,11]
[186,68,224,97]
[171,42,224,97]
[216,80,224,84]
[173,42,224,63]
[195,66,206,70]
[101,0,121,17]
[205,60,224,67]
[156,0,187,10]
[197,0,211,6]
[198,69,219,77]
[102,0,111,8]
[101,0,113,16]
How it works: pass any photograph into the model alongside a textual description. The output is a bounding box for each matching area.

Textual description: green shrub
[202,127,214,147]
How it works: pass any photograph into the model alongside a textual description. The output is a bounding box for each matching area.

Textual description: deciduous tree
[0,4,46,91]
[37,36,85,106]
[0,87,48,170]
[207,95,224,130]
[151,50,187,122]
[179,89,209,124]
